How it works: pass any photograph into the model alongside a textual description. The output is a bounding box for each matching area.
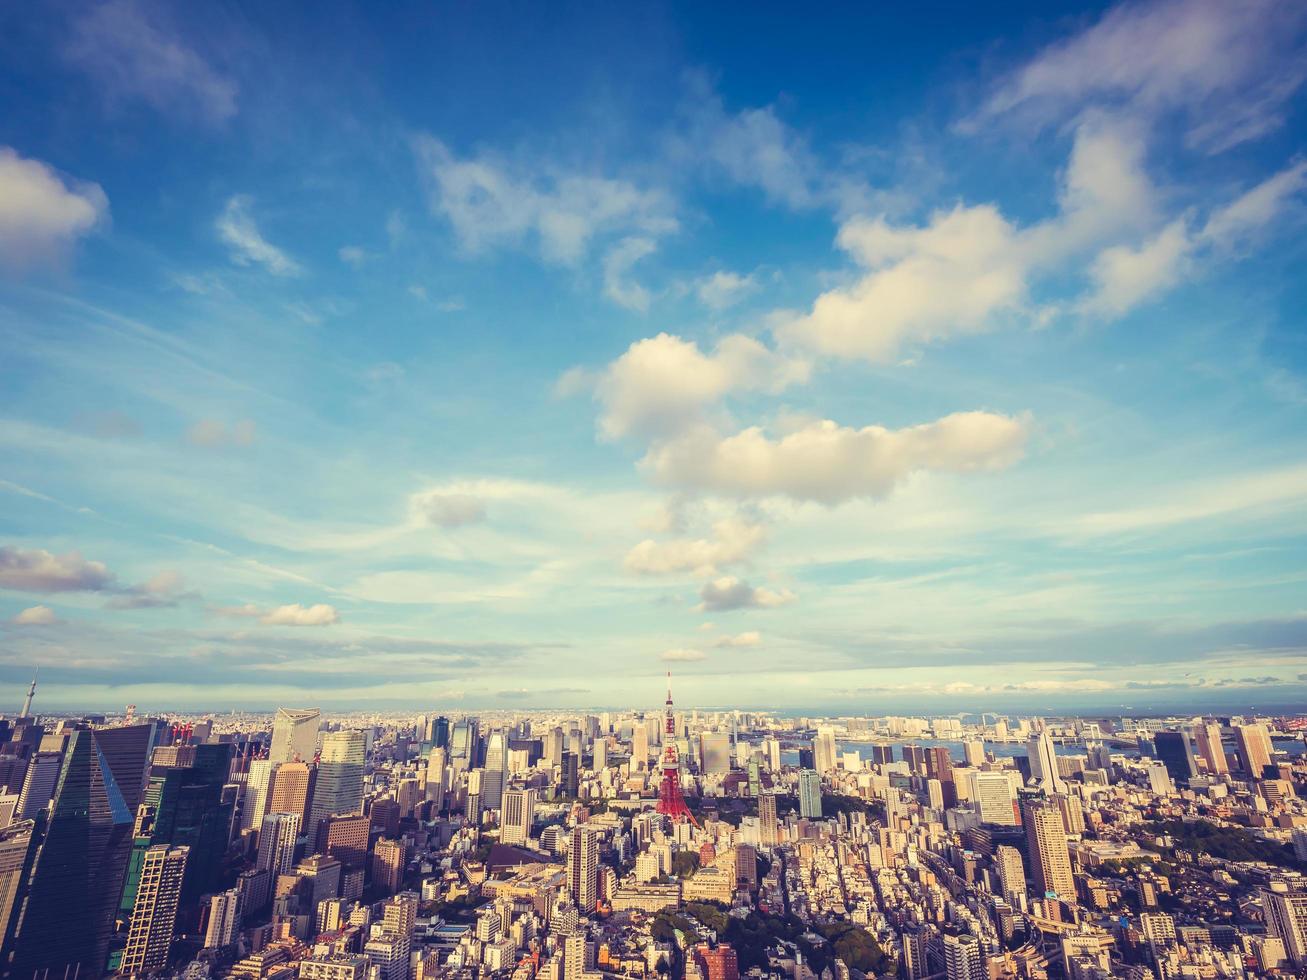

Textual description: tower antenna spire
[19,668,37,719]
[655,670,698,827]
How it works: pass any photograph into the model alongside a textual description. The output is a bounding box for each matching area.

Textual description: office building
[0,819,37,947]
[317,812,370,869]
[996,844,1026,905]
[268,760,313,826]
[1235,724,1273,778]
[1154,730,1198,785]
[1195,723,1229,775]
[204,888,242,948]
[1026,732,1068,795]
[970,771,1019,826]
[759,793,779,847]
[694,944,740,980]
[308,729,366,839]
[798,769,822,819]
[15,751,62,819]
[567,826,599,911]
[373,837,406,895]
[242,758,276,832]
[121,844,190,975]
[501,787,537,846]
[1265,889,1307,965]
[1023,799,1074,900]
[269,707,321,764]
[257,811,301,877]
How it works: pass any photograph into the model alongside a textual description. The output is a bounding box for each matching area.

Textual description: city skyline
[3,0,1307,710]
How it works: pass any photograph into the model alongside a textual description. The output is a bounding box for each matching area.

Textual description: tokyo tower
[656,671,698,826]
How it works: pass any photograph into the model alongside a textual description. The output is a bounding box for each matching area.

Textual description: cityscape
[1,678,1307,979]
[3,0,1307,979]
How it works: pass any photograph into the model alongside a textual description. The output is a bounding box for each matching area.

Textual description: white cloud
[413,136,677,265]
[972,0,1307,153]
[63,0,238,125]
[624,518,765,576]
[13,605,59,626]
[338,245,369,268]
[778,204,1028,362]
[411,492,487,528]
[595,333,809,441]
[697,576,795,612]
[107,569,193,609]
[216,196,301,276]
[0,148,108,272]
[714,630,761,648]
[0,546,114,592]
[1200,160,1307,248]
[603,237,657,311]
[643,411,1029,504]
[660,648,707,662]
[1083,219,1192,316]
[187,418,256,448]
[695,270,761,310]
[260,603,340,626]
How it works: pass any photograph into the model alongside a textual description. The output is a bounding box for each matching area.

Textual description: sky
[1,0,1306,715]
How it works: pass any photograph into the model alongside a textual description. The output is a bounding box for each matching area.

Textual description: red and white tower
[656,671,698,826]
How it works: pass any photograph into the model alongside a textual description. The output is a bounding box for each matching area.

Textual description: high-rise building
[902,744,927,775]
[0,819,37,948]
[1154,731,1198,786]
[759,793,779,847]
[1195,723,1229,775]
[1026,732,1067,795]
[943,933,985,980]
[1235,724,1273,779]
[631,724,649,771]
[268,760,313,826]
[269,707,321,764]
[257,811,301,877]
[373,837,406,895]
[1265,889,1307,965]
[428,716,450,749]
[762,737,781,772]
[120,844,189,975]
[963,740,986,767]
[308,729,366,840]
[7,729,138,979]
[970,771,1019,826]
[562,751,579,798]
[242,758,276,832]
[1053,793,1085,836]
[317,812,371,869]
[15,750,62,819]
[567,826,599,911]
[995,844,1026,905]
[501,788,537,846]
[1023,799,1074,900]
[204,888,242,948]
[426,746,448,808]
[798,769,822,819]
[813,728,838,774]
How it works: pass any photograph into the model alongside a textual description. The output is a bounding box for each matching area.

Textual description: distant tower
[18,672,36,719]
[656,672,698,826]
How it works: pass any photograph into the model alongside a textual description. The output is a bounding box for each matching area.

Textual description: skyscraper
[426,746,448,808]
[120,844,189,975]
[308,729,366,840]
[269,707,321,764]
[963,740,986,767]
[204,888,242,948]
[242,758,276,832]
[268,760,313,826]
[759,793,779,847]
[501,788,537,846]
[1235,724,1273,779]
[1154,731,1198,786]
[995,844,1026,905]
[1026,732,1067,795]
[567,826,599,911]
[969,771,1019,826]
[373,837,406,895]
[257,811,301,877]
[15,751,62,819]
[7,729,137,979]
[813,728,838,774]
[139,742,234,904]
[0,819,37,950]
[1265,889,1307,966]
[1022,799,1074,900]
[798,769,822,819]
[943,933,985,980]
[1195,723,1229,775]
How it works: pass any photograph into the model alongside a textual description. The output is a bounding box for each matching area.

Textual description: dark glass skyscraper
[5,729,136,979]
[1154,731,1198,786]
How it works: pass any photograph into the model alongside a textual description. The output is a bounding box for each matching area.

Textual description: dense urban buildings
[0,683,1304,979]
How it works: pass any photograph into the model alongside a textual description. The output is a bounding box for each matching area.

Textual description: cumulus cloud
[643,411,1029,504]
[603,237,658,311]
[971,0,1307,153]
[216,196,301,276]
[0,148,108,272]
[260,603,340,627]
[413,136,677,265]
[187,418,256,448]
[697,576,795,612]
[624,518,765,576]
[594,333,809,440]
[63,0,238,125]
[12,605,59,626]
[660,648,707,662]
[714,630,761,648]
[0,547,114,592]
[411,492,487,528]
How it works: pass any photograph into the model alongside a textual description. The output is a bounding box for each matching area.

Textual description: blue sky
[1,0,1306,713]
